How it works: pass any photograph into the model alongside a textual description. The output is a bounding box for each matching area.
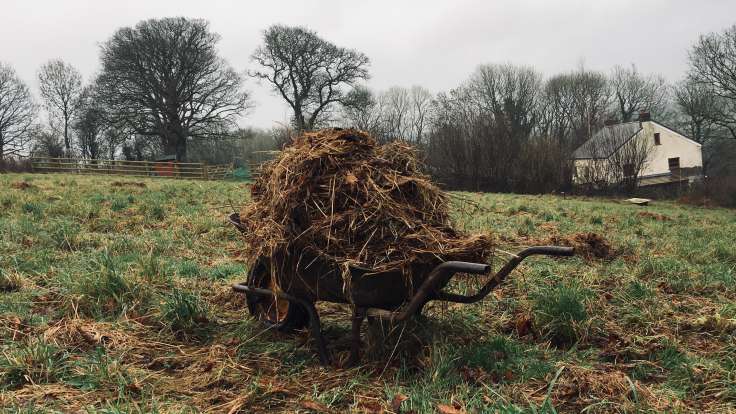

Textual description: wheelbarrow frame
[228,213,574,365]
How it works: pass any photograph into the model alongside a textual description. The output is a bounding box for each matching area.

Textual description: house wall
[572,159,608,184]
[572,121,703,186]
[639,121,702,177]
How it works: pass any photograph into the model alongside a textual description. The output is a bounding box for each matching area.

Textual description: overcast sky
[1,0,734,129]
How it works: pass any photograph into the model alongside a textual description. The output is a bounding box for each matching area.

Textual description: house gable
[650,121,703,148]
[638,121,702,178]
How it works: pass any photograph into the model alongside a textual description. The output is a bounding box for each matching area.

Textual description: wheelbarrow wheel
[246,258,309,332]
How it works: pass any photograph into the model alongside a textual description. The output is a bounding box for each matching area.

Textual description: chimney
[638,111,651,122]
[604,119,618,126]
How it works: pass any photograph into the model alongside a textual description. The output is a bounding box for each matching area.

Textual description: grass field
[1,173,735,413]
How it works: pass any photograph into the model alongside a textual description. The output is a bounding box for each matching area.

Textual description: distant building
[572,112,703,188]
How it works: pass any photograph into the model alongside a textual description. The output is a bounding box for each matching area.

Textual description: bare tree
[427,89,480,188]
[468,63,541,135]
[540,70,611,143]
[341,86,384,135]
[425,64,545,192]
[372,86,434,144]
[674,79,722,145]
[340,85,433,144]
[102,128,129,160]
[538,68,611,188]
[97,17,249,161]
[469,63,542,189]
[607,129,653,191]
[37,59,83,155]
[251,25,370,131]
[409,85,433,145]
[380,87,411,140]
[687,25,736,139]
[0,63,36,160]
[73,85,107,159]
[30,126,64,158]
[122,134,161,161]
[610,64,669,122]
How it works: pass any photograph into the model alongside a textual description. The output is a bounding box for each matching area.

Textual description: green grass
[1,173,735,413]
[0,269,23,292]
[532,283,589,346]
[66,251,148,318]
[157,290,210,339]
[0,339,67,390]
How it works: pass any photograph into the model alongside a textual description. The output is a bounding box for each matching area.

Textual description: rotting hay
[42,318,125,350]
[547,365,660,413]
[637,211,672,221]
[111,181,147,188]
[549,232,614,260]
[10,181,35,190]
[237,128,494,292]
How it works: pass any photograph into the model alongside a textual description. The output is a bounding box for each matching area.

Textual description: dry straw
[238,128,494,291]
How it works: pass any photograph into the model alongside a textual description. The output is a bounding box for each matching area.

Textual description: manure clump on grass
[10,181,36,191]
[237,128,494,290]
[549,232,614,260]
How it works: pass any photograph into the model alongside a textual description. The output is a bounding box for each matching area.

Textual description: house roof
[572,122,642,159]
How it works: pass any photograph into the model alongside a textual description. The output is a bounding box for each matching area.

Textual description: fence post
[203,162,209,180]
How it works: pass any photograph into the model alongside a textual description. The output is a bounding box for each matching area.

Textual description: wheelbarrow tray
[247,252,438,310]
[228,212,573,365]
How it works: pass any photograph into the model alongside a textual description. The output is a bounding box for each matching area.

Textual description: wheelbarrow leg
[231,283,331,366]
[301,300,331,366]
[346,307,366,367]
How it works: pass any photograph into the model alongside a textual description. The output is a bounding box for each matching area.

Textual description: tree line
[1,17,735,193]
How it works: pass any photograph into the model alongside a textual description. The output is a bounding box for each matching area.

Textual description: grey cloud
[1,0,733,129]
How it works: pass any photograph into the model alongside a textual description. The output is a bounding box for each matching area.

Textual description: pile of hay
[238,128,493,285]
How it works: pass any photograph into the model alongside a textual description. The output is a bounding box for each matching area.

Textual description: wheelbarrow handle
[228,212,246,233]
[440,261,491,275]
[366,245,574,322]
[365,260,494,322]
[520,246,574,257]
[435,245,573,305]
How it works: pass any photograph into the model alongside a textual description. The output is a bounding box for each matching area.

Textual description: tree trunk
[176,140,187,162]
[64,115,71,155]
[164,138,178,159]
[175,125,188,161]
[294,106,306,131]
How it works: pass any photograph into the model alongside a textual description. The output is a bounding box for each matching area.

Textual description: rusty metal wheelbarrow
[228,213,574,365]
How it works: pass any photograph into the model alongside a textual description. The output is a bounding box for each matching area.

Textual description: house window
[668,157,680,170]
[623,163,635,177]
[654,133,661,145]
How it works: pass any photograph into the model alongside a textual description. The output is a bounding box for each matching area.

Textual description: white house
[572,113,703,187]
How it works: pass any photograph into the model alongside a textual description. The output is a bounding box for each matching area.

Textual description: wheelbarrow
[228,213,574,365]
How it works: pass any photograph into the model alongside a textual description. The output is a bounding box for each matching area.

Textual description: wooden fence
[30,157,234,180]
